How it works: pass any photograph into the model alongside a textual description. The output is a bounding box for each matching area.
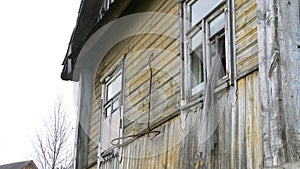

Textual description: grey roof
[0,160,37,169]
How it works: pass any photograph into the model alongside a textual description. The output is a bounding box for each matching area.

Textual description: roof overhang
[61,0,132,81]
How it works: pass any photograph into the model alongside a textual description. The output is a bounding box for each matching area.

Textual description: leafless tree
[32,98,74,169]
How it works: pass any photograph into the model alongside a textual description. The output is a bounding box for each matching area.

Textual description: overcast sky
[0,0,81,164]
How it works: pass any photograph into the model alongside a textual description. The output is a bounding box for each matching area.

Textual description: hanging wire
[111,54,161,147]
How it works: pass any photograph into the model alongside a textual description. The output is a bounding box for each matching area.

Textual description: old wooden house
[61,0,300,168]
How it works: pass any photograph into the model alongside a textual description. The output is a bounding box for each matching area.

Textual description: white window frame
[99,60,124,155]
[183,0,230,100]
[103,69,122,118]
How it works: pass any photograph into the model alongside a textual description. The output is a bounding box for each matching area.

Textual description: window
[184,0,229,97]
[104,71,122,117]
[190,29,205,95]
[98,0,115,20]
[190,0,223,26]
[100,68,122,152]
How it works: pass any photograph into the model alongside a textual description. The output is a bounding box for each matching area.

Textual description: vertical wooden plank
[139,138,144,169]
[132,141,137,169]
[150,134,156,169]
[231,86,238,169]
[246,74,254,169]
[120,150,124,169]
[147,138,153,169]
[186,115,191,168]
[256,0,300,166]
[157,125,166,169]
[122,148,126,169]
[178,127,185,169]
[224,89,232,169]
[136,140,140,168]
[191,113,196,168]
[146,135,151,169]
[138,139,143,169]
[149,136,154,169]
[167,120,175,169]
[154,132,160,169]
[191,115,197,169]
[253,71,263,168]
[237,78,246,168]
[127,146,131,169]
[173,118,180,169]
[194,109,202,169]
[164,123,170,169]
[217,95,225,169]
[185,116,192,169]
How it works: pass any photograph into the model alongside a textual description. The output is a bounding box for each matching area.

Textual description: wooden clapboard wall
[121,0,181,163]
[87,0,181,168]
[86,94,101,167]
[85,0,264,168]
[119,0,263,168]
[234,0,263,168]
[121,71,263,169]
[87,37,128,168]
[235,0,258,78]
[235,71,263,169]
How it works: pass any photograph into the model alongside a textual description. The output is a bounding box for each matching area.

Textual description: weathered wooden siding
[235,0,258,77]
[122,0,262,167]
[120,72,262,169]
[69,0,300,168]
[89,1,181,168]
[99,156,120,169]
[234,2,263,167]
[236,71,263,169]
[87,94,100,167]
[121,115,182,169]
[256,0,300,167]
[86,36,126,168]
[86,45,125,168]
[123,33,181,136]
[120,2,181,150]
[122,93,230,169]
[121,70,263,169]
[87,0,265,169]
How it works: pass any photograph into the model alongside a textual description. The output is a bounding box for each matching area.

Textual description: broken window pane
[191,29,203,50]
[107,73,122,101]
[210,33,226,78]
[209,13,225,37]
[191,46,204,88]
[191,0,222,26]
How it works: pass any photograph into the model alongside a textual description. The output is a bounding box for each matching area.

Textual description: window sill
[181,95,204,111]
[101,147,114,157]
[215,76,230,93]
[100,146,119,159]
[182,77,230,111]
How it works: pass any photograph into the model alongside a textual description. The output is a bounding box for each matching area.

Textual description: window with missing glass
[104,70,122,117]
[100,66,123,152]
[184,0,230,97]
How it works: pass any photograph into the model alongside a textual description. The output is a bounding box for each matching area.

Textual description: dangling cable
[111,54,160,147]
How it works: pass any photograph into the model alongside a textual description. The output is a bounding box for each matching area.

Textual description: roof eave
[61,0,132,81]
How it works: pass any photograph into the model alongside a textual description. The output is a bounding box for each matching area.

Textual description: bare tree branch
[32,98,74,169]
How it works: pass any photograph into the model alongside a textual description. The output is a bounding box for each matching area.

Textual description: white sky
[0,0,81,165]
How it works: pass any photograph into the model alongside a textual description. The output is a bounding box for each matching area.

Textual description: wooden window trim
[103,69,122,118]
[99,58,124,156]
[183,0,231,104]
